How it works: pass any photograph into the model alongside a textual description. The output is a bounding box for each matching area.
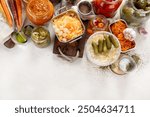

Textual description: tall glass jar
[121,0,150,27]
[92,0,123,18]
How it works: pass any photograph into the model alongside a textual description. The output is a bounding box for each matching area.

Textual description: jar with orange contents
[26,0,54,25]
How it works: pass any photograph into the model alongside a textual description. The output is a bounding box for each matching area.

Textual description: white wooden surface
[0,0,150,100]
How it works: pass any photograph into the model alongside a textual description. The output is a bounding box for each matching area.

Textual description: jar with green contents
[31,27,51,48]
[121,0,150,27]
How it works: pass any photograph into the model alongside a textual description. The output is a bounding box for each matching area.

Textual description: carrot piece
[0,3,6,18]
[7,0,20,31]
[15,0,22,31]
[0,0,13,27]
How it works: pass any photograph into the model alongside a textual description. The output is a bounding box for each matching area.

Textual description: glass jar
[26,0,54,25]
[87,15,109,35]
[121,0,150,27]
[31,27,51,48]
[92,0,123,18]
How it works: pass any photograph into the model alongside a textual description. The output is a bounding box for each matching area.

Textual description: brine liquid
[92,0,123,18]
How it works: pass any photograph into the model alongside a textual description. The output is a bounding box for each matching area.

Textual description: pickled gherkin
[92,42,99,55]
[16,32,27,43]
[145,7,150,11]
[109,35,119,48]
[104,35,112,50]
[103,40,108,53]
[135,0,147,9]
[98,39,103,53]
[122,7,134,16]
[121,0,150,26]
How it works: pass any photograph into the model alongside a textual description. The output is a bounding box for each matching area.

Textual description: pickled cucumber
[16,32,27,43]
[122,6,134,16]
[104,35,112,50]
[145,7,150,11]
[98,39,103,53]
[103,40,108,53]
[135,0,147,9]
[92,42,99,55]
[109,35,119,48]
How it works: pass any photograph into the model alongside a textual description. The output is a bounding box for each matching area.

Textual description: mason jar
[31,27,51,48]
[92,0,123,18]
[121,0,150,27]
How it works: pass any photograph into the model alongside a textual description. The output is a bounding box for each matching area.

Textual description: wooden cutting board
[53,0,89,58]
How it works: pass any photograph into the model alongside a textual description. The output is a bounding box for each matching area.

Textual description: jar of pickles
[121,0,150,27]
[92,0,123,18]
[31,27,51,48]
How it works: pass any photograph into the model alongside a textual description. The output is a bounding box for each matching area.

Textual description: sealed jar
[87,15,109,35]
[121,0,150,27]
[31,27,51,48]
[26,0,54,25]
[92,0,123,18]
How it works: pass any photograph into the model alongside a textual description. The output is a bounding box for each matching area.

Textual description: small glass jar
[87,15,109,35]
[121,0,150,27]
[31,27,51,48]
[92,0,123,18]
[26,0,54,25]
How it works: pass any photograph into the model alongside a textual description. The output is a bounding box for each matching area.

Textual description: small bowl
[109,19,136,53]
[110,54,137,75]
[86,31,121,67]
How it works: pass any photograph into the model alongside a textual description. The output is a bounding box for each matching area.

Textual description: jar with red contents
[92,0,123,18]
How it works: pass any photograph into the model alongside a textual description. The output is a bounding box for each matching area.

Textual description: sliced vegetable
[16,32,27,43]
